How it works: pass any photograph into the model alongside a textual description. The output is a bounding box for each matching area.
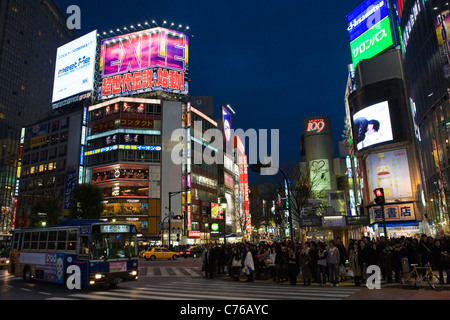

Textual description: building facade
[16,106,83,227]
[399,0,450,234]
[0,0,77,230]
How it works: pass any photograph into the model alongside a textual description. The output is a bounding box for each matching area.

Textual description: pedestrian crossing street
[46,278,362,300]
[0,269,362,300]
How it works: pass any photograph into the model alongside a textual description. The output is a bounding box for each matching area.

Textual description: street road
[2,258,450,302]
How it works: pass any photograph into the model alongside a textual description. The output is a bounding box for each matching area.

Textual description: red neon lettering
[168,70,179,89]
[122,73,132,92]
[102,77,112,95]
[132,71,142,90]
[307,120,325,133]
[112,75,122,94]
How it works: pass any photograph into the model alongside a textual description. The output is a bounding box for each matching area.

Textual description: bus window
[39,231,48,250]
[31,232,39,249]
[48,231,57,250]
[57,230,67,251]
[67,229,77,251]
[13,232,22,250]
[79,235,89,256]
[23,232,31,250]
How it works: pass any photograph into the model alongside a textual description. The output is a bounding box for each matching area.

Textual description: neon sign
[306,118,326,133]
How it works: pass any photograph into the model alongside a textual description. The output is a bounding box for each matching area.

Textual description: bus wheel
[23,266,32,283]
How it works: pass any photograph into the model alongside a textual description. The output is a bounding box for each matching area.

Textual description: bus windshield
[91,225,138,260]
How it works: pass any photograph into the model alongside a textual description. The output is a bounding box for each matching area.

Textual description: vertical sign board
[222,107,232,155]
[347,0,394,67]
[64,170,77,211]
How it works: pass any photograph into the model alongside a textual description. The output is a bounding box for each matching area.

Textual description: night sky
[55,0,364,183]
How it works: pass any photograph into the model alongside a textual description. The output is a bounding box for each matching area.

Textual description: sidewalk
[216,271,450,290]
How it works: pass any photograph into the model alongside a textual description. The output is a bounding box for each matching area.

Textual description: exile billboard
[347,0,394,67]
[99,27,188,99]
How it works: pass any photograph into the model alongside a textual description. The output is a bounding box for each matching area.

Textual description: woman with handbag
[348,241,362,286]
[244,245,255,282]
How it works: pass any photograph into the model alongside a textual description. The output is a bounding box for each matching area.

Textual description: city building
[344,0,424,238]
[398,0,450,235]
[0,0,77,230]
[83,97,183,242]
[182,102,219,244]
[16,106,84,227]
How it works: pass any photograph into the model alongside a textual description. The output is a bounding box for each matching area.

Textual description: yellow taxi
[143,247,179,261]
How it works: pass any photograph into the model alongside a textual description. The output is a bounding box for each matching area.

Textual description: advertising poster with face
[353,101,394,150]
[366,149,413,201]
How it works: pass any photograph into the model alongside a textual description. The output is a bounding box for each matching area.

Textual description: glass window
[67,229,77,251]
[90,225,138,260]
[79,235,89,256]
[47,231,57,250]
[23,232,31,249]
[39,231,48,249]
[57,230,67,250]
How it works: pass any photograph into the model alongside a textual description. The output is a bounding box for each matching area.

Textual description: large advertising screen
[353,101,393,150]
[347,0,394,67]
[434,10,450,81]
[52,30,97,104]
[99,27,188,100]
[366,149,413,201]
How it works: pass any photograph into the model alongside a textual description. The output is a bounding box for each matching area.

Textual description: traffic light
[173,214,183,220]
[373,188,385,205]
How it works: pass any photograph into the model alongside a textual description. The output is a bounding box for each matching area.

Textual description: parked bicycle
[401,263,443,291]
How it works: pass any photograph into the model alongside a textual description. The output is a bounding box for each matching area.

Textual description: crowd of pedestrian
[199,234,450,286]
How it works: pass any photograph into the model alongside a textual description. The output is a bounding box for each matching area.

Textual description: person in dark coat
[287,247,299,285]
[417,234,432,266]
[358,240,373,282]
[431,239,446,284]
[392,240,407,282]
[204,245,216,279]
[309,241,319,283]
[298,247,312,285]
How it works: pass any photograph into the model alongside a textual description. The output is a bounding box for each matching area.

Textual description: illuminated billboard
[99,27,188,99]
[353,101,393,150]
[366,149,413,201]
[52,30,97,103]
[347,0,394,67]
[309,159,331,192]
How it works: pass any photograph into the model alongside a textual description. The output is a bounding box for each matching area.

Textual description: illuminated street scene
[1,0,450,315]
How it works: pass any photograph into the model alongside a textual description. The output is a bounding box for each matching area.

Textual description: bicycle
[401,263,443,291]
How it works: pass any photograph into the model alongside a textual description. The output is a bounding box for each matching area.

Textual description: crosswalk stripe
[166,282,359,299]
[43,281,361,301]
[139,267,203,277]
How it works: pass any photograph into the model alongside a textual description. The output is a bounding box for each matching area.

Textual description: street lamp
[220,197,228,245]
[168,191,183,249]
